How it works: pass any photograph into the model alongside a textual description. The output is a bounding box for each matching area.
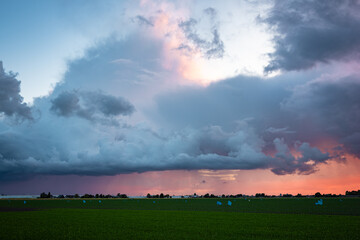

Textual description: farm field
[0,198,359,239]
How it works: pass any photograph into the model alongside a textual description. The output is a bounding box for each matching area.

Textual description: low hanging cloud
[0,62,32,120]
[263,0,360,72]
[51,90,135,122]
[0,121,331,180]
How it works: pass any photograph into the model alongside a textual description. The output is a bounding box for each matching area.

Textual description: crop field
[0,198,359,239]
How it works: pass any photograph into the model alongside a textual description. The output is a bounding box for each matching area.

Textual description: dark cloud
[282,76,360,157]
[178,9,225,59]
[263,0,360,72]
[153,70,360,163]
[51,90,134,121]
[271,139,330,175]
[50,91,80,117]
[0,62,32,120]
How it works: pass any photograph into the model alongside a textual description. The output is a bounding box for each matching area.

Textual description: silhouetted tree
[346,190,360,196]
[315,192,322,198]
[40,192,48,198]
[255,193,265,198]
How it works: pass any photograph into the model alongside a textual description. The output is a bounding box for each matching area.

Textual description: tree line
[38,189,360,199]
[39,192,128,199]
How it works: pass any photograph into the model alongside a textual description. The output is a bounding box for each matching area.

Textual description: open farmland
[0,198,359,239]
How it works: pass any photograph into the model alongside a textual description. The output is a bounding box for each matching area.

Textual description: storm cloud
[0,55,339,180]
[282,75,360,157]
[0,62,32,120]
[263,0,360,72]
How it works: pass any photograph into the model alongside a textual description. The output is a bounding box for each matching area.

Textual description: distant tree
[255,193,266,198]
[346,190,360,196]
[146,193,151,198]
[204,193,210,198]
[47,192,52,198]
[40,192,48,198]
[315,192,322,198]
[82,194,94,198]
[118,194,127,198]
[58,195,65,199]
[222,194,225,198]
[160,193,164,198]
[74,194,80,198]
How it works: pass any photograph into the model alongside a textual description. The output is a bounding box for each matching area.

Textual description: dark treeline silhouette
[38,189,360,199]
[346,190,360,196]
[38,192,128,199]
[40,192,52,198]
[146,193,171,198]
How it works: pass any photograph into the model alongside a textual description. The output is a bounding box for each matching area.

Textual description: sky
[0,0,360,196]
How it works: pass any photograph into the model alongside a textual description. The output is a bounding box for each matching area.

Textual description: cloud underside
[0,124,331,180]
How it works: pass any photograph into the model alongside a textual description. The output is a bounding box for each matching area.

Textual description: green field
[0,198,359,239]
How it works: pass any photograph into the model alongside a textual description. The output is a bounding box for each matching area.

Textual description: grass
[1,198,360,215]
[0,198,359,239]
